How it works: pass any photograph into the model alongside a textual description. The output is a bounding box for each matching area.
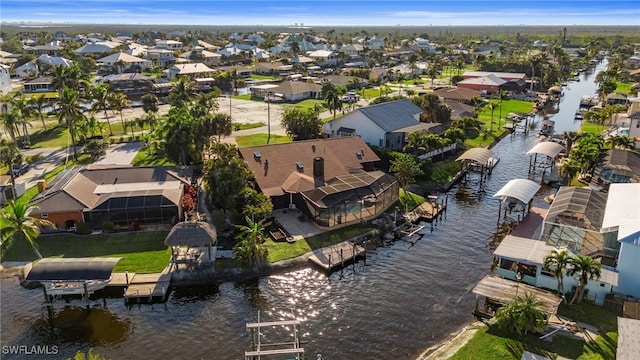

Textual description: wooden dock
[107,272,134,287]
[124,272,171,304]
[414,200,446,222]
[308,240,365,272]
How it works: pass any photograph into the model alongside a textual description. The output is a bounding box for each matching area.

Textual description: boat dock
[414,200,446,222]
[245,313,304,360]
[123,272,171,304]
[308,240,366,272]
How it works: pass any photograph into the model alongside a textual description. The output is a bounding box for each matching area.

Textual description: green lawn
[430,159,463,184]
[580,122,605,135]
[615,82,631,95]
[250,74,277,80]
[1,231,171,273]
[468,99,535,148]
[450,302,618,360]
[366,86,394,98]
[131,147,176,166]
[399,189,424,211]
[235,133,292,147]
[283,99,326,110]
[232,94,252,100]
[265,223,376,263]
[233,122,265,131]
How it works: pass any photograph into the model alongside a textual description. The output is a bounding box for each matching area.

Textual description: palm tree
[0,200,55,259]
[562,131,580,157]
[0,141,23,198]
[1,109,21,145]
[543,249,572,302]
[233,216,269,269]
[56,87,83,159]
[559,159,581,184]
[168,77,195,108]
[567,255,602,304]
[487,101,497,133]
[324,87,343,119]
[495,293,545,335]
[497,90,508,130]
[452,116,483,144]
[90,83,114,135]
[109,92,130,135]
[29,94,48,130]
[607,135,635,150]
[11,96,33,146]
[404,132,427,155]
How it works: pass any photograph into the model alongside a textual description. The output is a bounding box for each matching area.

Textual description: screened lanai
[302,171,399,227]
[86,190,182,229]
[540,186,620,266]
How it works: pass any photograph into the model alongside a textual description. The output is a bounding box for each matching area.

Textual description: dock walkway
[308,240,365,272]
[123,270,171,304]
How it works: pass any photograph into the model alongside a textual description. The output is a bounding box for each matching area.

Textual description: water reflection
[28,306,132,347]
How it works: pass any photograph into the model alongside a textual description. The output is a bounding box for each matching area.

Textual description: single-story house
[238,137,398,228]
[444,100,476,121]
[217,65,253,78]
[462,71,527,82]
[606,93,628,106]
[594,149,640,190]
[319,75,369,89]
[29,165,192,230]
[166,63,214,79]
[23,77,53,93]
[24,44,61,56]
[254,62,293,75]
[323,99,441,150]
[493,235,618,305]
[457,74,506,95]
[268,81,322,102]
[435,87,481,104]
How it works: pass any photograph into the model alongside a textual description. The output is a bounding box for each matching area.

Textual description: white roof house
[38,54,73,67]
[75,41,121,55]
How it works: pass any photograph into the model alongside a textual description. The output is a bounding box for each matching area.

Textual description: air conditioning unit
[289,204,297,210]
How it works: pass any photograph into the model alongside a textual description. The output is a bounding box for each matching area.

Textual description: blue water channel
[0,59,607,360]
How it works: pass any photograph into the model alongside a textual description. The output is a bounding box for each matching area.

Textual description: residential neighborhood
[0,15,639,360]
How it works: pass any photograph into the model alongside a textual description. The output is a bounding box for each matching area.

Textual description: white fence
[417,143,459,160]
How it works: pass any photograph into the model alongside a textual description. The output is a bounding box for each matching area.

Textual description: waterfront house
[155,39,183,51]
[444,100,476,121]
[103,73,155,95]
[254,62,292,76]
[462,71,528,82]
[29,165,192,231]
[493,235,618,305]
[593,149,640,190]
[307,50,337,67]
[179,47,222,66]
[23,77,54,93]
[238,137,398,228]
[322,99,441,150]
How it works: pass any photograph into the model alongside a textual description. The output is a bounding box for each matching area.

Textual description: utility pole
[267,92,271,144]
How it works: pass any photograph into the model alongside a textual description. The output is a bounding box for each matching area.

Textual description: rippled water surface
[0,60,607,360]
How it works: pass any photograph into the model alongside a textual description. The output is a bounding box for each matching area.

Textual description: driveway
[94,142,143,165]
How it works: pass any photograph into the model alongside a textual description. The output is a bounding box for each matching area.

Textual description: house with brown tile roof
[30,165,192,231]
[435,87,481,104]
[238,137,398,228]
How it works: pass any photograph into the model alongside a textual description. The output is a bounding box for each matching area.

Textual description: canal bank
[0,59,608,360]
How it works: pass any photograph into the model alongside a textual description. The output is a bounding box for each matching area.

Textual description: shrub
[83,139,109,158]
[102,221,116,233]
[75,222,92,235]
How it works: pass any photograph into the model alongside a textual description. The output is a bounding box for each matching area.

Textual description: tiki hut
[165,221,218,264]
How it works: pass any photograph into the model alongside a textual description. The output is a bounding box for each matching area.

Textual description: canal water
[0,59,607,360]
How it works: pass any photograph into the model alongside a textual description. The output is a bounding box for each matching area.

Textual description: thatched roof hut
[165,221,217,247]
[165,221,218,264]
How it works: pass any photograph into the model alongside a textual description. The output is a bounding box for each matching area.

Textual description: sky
[1,0,639,26]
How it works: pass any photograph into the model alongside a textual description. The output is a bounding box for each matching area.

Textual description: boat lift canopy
[493,179,541,204]
[527,142,564,159]
[26,258,121,281]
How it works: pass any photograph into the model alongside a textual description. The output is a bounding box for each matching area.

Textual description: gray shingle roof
[358,99,422,133]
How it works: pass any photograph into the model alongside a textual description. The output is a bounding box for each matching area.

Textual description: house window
[41,213,48,218]
[499,259,516,271]
[517,263,537,278]
[379,139,383,146]
[541,269,554,277]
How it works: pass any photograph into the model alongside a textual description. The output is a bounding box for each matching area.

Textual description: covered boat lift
[526,141,565,181]
[493,179,541,225]
[456,148,499,185]
[26,257,121,305]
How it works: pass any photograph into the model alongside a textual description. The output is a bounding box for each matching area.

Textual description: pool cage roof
[91,189,181,211]
[546,187,608,231]
[303,171,397,209]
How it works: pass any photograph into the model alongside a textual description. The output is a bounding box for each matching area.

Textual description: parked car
[6,163,30,176]
[341,92,360,102]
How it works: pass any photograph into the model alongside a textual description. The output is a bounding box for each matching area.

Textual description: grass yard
[580,122,605,135]
[265,223,376,263]
[1,231,171,273]
[233,122,265,131]
[283,99,326,111]
[250,74,277,80]
[466,99,535,148]
[399,189,424,211]
[235,133,291,147]
[430,159,463,184]
[450,302,618,360]
[131,147,177,166]
[615,82,631,95]
[232,94,252,100]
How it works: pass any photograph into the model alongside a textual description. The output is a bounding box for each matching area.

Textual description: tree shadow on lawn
[29,124,67,146]
[486,324,584,360]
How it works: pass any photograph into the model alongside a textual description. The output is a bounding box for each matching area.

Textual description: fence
[417,143,459,160]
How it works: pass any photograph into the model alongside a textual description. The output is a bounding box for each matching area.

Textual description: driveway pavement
[94,142,143,165]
